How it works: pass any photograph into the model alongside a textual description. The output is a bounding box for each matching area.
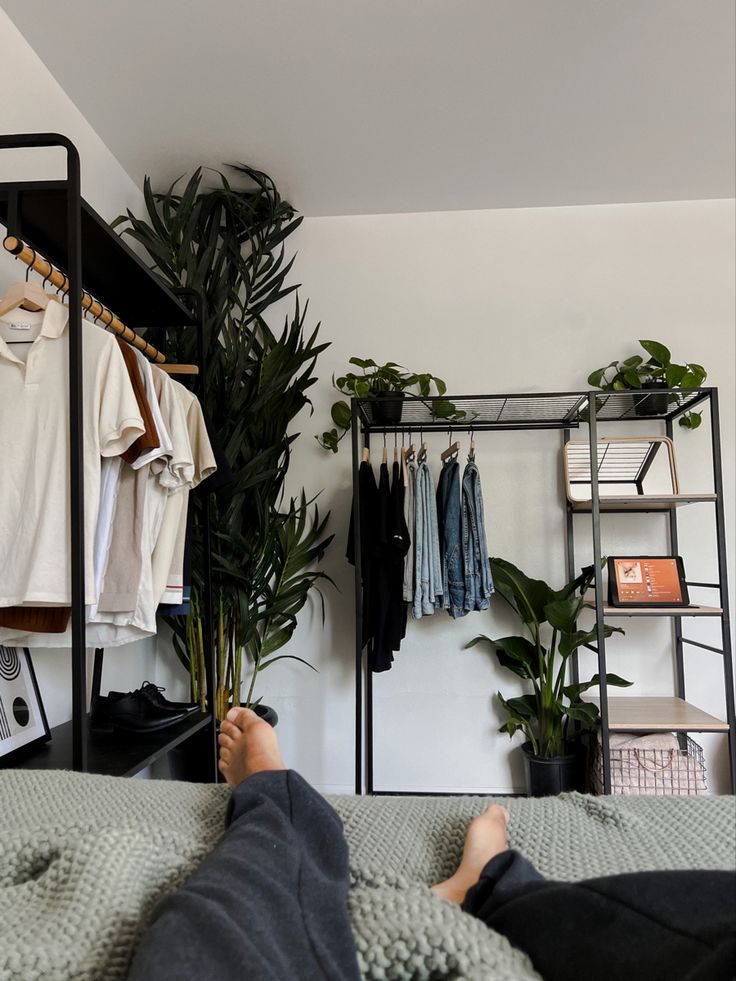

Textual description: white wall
[0,8,153,728]
[237,199,735,794]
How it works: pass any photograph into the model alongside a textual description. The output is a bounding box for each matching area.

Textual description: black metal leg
[563,428,579,687]
[709,391,736,792]
[351,400,364,795]
[665,419,689,752]
[588,399,611,793]
[59,138,87,773]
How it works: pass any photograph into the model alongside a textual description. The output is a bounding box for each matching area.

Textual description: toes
[226,706,254,731]
[219,747,232,764]
[484,804,510,825]
[219,720,238,740]
[218,731,234,749]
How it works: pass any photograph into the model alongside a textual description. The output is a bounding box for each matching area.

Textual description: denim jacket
[413,461,443,618]
[436,459,468,618]
[461,460,494,610]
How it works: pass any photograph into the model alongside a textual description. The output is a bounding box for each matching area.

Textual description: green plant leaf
[563,673,632,700]
[331,400,352,429]
[665,364,687,388]
[348,357,376,369]
[489,557,556,626]
[679,411,702,430]
[563,701,600,724]
[498,692,538,720]
[494,635,540,679]
[639,339,671,366]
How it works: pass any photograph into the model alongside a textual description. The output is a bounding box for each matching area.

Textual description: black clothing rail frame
[351,389,735,796]
[0,133,217,780]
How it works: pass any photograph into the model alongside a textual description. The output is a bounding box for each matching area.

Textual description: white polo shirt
[0,301,145,606]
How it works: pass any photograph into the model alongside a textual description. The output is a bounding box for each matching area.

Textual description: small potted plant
[467,557,632,796]
[318,358,463,452]
[587,340,707,428]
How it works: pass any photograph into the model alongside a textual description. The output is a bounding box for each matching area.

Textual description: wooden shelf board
[590,697,729,732]
[585,601,722,617]
[2,712,213,778]
[571,494,717,512]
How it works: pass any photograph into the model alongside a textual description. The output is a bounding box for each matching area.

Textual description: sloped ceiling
[3,0,734,216]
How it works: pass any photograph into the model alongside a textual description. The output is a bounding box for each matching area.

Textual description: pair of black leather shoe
[90,682,198,733]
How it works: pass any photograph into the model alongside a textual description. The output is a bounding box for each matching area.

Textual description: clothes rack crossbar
[3,234,166,363]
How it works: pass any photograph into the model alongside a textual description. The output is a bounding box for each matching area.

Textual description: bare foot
[217,707,286,788]
[431,804,510,905]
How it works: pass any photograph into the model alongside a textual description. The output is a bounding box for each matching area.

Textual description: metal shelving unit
[351,388,735,795]
[0,133,218,780]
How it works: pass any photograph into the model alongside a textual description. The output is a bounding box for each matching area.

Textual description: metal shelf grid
[355,389,711,432]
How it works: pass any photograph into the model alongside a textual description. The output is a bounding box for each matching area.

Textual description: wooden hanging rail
[3,234,175,367]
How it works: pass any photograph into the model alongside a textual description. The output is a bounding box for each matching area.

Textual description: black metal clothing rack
[351,388,735,796]
[0,133,217,779]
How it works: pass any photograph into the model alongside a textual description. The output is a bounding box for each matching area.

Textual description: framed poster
[0,647,50,762]
[607,556,690,608]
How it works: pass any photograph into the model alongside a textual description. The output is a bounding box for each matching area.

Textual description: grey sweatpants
[127,769,361,981]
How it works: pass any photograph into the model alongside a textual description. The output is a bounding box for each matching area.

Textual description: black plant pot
[371,391,405,424]
[168,703,278,782]
[521,742,580,797]
[634,381,669,417]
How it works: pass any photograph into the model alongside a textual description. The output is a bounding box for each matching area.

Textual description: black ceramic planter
[168,703,278,782]
[634,381,669,417]
[371,392,405,424]
[521,742,580,797]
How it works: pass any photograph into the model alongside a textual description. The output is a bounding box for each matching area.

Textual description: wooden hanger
[381,446,388,465]
[0,280,56,317]
[160,363,199,376]
[405,442,416,463]
[417,442,428,464]
[361,446,370,463]
[441,440,460,462]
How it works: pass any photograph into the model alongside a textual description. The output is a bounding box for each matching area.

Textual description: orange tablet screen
[613,558,683,604]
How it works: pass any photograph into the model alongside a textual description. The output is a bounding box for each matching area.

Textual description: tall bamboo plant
[116,166,333,718]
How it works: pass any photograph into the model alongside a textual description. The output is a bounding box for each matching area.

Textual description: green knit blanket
[1,770,734,980]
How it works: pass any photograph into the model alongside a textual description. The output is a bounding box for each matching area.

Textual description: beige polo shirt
[154,380,217,605]
[0,301,145,606]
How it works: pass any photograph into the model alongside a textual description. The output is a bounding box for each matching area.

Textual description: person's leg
[127,709,361,981]
[433,806,736,981]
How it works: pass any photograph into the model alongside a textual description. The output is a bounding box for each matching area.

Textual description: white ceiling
[3,0,734,216]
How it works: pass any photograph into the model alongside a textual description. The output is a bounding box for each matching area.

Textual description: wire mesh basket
[592,732,708,796]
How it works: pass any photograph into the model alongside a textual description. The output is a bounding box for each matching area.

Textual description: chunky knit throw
[1,770,734,981]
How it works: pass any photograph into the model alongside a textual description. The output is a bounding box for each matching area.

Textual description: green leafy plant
[467,557,632,758]
[116,166,333,718]
[318,357,464,452]
[587,339,707,430]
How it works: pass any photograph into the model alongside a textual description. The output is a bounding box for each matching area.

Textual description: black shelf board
[3,711,213,778]
[0,181,196,331]
[356,389,711,432]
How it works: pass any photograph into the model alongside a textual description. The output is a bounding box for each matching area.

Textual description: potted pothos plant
[467,557,632,797]
[318,357,464,453]
[587,339,707,428]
